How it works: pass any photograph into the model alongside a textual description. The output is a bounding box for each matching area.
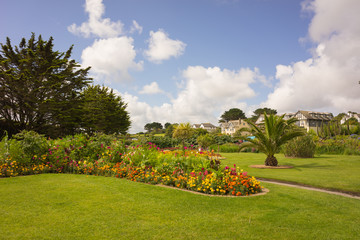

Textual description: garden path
[258,178,360,200]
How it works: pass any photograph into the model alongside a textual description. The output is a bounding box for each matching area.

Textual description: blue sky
[1,0,359,133]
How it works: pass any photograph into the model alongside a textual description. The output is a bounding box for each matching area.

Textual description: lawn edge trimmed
[257,177,360,197]
[152,183,269,197]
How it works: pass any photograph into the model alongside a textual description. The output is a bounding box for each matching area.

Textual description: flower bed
[0,133,263,196]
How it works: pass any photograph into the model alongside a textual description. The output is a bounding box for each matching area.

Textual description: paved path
[258,178,360,200]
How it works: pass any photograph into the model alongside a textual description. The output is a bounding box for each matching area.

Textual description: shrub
[12,130,50,165]
[214,135,234,145]
[315,136,360,155]
[197,134,215,150]
[283,134,316,158]
[146,136,179,149]
[209,143,240,153]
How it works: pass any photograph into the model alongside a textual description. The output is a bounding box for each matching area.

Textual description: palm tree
[172,123,194,151]
[239,113,305,166]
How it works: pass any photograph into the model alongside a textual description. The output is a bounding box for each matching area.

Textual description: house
[284,113,295,120]
[255,113,295,125]
[255,114,265,125]
[220,119,250,136]
[340,112,360,124]
[293,110,333,132]
[192,123,217,132]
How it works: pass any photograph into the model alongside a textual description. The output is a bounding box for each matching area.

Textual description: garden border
[153,184,269,197]
[258,178,360,200]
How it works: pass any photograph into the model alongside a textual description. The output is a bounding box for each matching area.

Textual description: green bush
[209,143,240,153]
[214,135,234,145]
[197,134,215,150]
[315,135,360,155]
[11,130,50,164]
[283,134,316,158]
[146,136,179,149]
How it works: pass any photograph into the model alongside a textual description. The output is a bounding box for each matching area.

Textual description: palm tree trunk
[265,155,278,166]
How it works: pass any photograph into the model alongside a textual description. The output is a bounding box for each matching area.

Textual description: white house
[293,110,333,132]
[192,123,217,132]
[340,112,360,124]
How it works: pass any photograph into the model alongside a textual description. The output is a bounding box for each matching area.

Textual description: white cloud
[139,82,164,95]
[68,0,123,38]
[120,66,263,133]
[130,20,143,34]
[144,29,186,64]
[81,37,143,81]
[263,0,360,114]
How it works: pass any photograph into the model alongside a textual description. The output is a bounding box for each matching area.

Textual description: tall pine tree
[0,33,92,137]
[81,85,131,135]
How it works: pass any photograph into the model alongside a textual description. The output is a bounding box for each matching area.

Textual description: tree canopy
[173,123,193,150]
[0,33,130,138]
[81,85,131,135]
[253,107,277,116]
[144,122,163,133]
[250,108,277,122]
[219,108,246,123]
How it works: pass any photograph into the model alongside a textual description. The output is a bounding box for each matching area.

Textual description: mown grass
[1,174,359,240]
[220,153,360,193]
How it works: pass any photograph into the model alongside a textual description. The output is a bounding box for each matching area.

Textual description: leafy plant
[209,143,240,153]
[12,130,49,164]
[197,134,215,150]
[238,114,305,166]
[283,134,316,158]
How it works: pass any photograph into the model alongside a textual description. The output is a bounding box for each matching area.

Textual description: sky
[1,0,360,133]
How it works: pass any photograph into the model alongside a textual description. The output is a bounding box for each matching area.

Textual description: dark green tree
[81,85,131,135]
[219,108,246,123]
[333,112,346,123]
[0,33,91,137]
[250,108,277,122]
[165,123,177,138]
[144,122,163,133]
[164,122,171,129]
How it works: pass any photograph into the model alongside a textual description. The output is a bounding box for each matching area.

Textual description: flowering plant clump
[0,133,263,196]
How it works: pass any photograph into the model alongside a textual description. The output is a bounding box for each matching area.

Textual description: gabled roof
[201,123,216,128]
[221,119,249,128]
[295,110,333,121]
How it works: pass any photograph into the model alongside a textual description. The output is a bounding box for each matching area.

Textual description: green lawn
[1,174,359,240]
[220,153,360,193]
